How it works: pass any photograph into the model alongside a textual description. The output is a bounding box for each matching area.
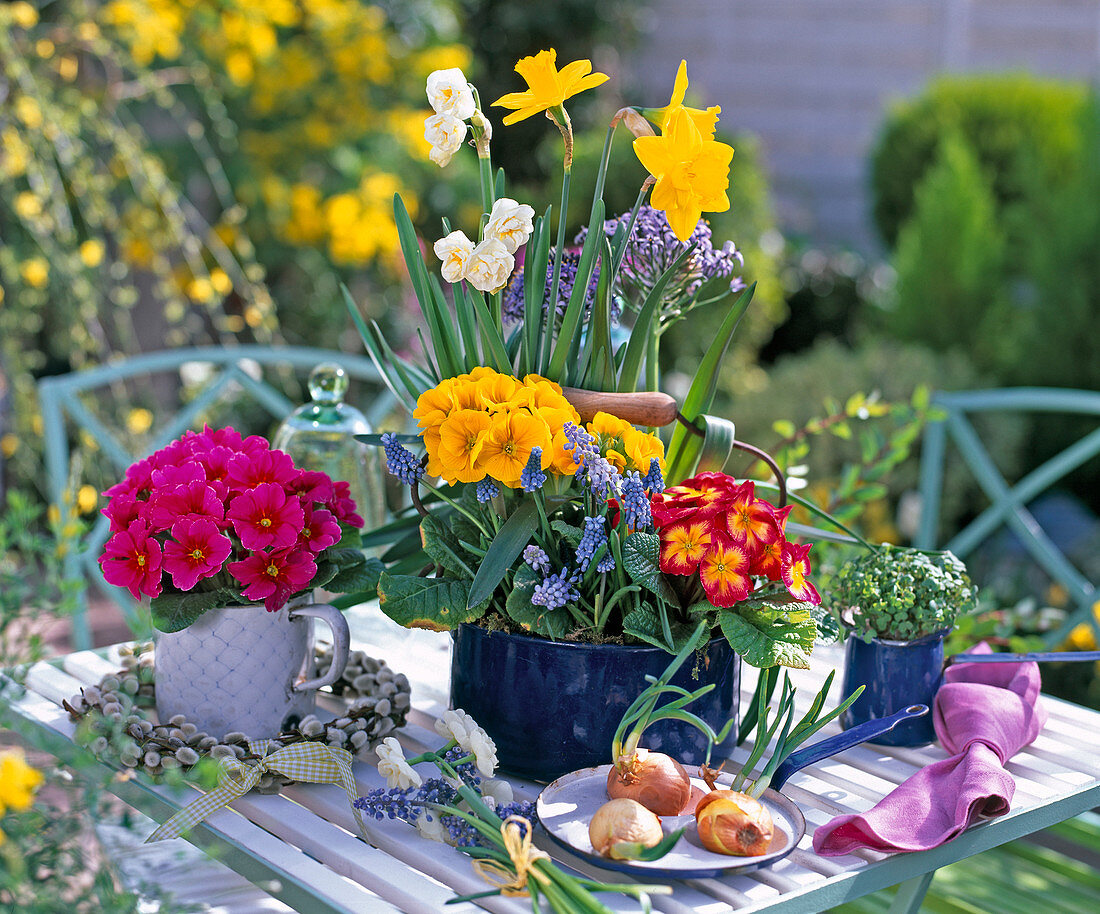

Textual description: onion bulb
[588,798,664,859]
[694,789,774,856]
[606,747,692,816]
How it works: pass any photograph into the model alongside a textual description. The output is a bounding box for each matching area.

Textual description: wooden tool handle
[561,387,679,427]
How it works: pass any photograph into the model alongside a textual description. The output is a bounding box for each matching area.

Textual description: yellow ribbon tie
[147,739,367,842]
[472,815,550,897]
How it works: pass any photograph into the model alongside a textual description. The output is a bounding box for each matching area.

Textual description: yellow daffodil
[633,107,733,241]
[654,60,720,138]
[492,49,609,126]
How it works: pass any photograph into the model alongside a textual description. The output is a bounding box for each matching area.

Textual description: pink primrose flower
[151,462,206,491]
[102,492,144,533]
[300,505,341,553]
[104,455,156,499]
[162,516,233,591]
[289,470,335,505]
[226,448,298,491]
[229,547,317,611]
[99,520,163,600]
[327,480,364,528]
[227,482,304,550]
[145,479,226,532]
[150,438,190,469]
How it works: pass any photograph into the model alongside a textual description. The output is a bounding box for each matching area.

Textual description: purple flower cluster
[575,515,608,572]
[620,471,652,530]
[523,545,551,574]
[501,249,617,326]
[381,433,424,486]
[531,568,581,611]
[475,479,500,503]
[578,205,745,307]
[520,447,547,492]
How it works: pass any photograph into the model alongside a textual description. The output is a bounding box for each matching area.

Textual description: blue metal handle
[770,704,929,791]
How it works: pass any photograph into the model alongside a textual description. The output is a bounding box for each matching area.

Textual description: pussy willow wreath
[64,643,411,791]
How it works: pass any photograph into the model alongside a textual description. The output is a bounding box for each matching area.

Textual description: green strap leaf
[694,414,737,474]
[666,282,755,482]
[466,499,541,609]
[547,205,604,380]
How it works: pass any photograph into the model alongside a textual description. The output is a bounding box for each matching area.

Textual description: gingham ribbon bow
[146,739,367,843]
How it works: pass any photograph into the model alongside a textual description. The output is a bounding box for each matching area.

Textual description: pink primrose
[102,492,144,533]
[327,479,364,528]
[289,470,335,505]
[300,505,341,553]
[227,482,304,550]
[226,448,298,492]
[145,479,226,532]
[99,520,163,600]
[104,455,156,499]
[151,462,206,491]
[229,547,317,611]
[162,516,233,591]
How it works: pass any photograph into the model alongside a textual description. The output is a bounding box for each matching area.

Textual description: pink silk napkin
[813,643,1047,855]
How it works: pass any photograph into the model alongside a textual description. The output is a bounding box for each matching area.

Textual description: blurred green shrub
[887,133,1015,376]
[870,74,1085,249]
[728,337,1026,539]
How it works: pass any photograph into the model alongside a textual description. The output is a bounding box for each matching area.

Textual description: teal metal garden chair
[39,345,394,650]
[915,388,1100,646]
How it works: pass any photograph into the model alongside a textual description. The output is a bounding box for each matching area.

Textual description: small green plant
[831,544,976,642]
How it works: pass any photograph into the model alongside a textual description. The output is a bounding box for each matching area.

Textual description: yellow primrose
[537,404,585,475]
[623,426,666,475]
[477,411,552,489]
[633,106,733,242]
[492,49,609,126]
[435,409,493,485]
[654,60,721,138]
[413,378,459,431]
[474,372,522,410]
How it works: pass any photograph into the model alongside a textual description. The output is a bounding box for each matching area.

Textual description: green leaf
[504,564,571,638]
[615,243,697,393]
[716,602,817,669]
[772,419,796,438]
[548,202,604,380]
[150,588,242,633]
[694,414,737,474]
[326,556,385,595]
[420,514,476,578]
[378,573,486,631]
[551,519,584,547]
[622,532,676,602]
[466,499,541,609]
[665,283,755,481]
[622,602,664,647]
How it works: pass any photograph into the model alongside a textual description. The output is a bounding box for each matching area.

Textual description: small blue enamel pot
[839,629,947,747]
[450,624,740,782]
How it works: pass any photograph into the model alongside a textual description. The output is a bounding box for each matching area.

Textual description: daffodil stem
[646,331,659,395]
[590,121,618,221]
[546,164,571,344]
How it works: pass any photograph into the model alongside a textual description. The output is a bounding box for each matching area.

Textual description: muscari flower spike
[475,479,500,503]
[531,568,580,610]
[381,433,424,486]
[520,447,547,492]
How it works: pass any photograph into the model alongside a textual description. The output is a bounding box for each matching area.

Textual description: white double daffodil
[375,737,422,790]
[426,68,476,120]
[435,708,499,777]
[424,112,467,167]
[432,230,476,283]
[484,198,535,254]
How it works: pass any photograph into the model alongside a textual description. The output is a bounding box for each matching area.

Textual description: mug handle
[289,602,351,692]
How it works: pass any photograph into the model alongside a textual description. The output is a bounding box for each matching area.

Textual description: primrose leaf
[150,588,242,633]
[622,532,676,602]
[377,572,486,631]
[551,520,584,547]
[325,555,385,596]
[504,564,571,639]
[716,602,817,669]
[421,514,476,579]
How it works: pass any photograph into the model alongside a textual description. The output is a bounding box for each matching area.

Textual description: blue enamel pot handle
[770,704,929,791]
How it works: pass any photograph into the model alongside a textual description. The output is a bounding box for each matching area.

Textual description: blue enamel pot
[449,624,740,782]
[839,629,947,747]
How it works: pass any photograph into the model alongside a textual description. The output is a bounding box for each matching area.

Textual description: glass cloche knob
[273,362,386,539]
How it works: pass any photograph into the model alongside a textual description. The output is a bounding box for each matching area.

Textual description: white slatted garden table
[3,616,1100,914]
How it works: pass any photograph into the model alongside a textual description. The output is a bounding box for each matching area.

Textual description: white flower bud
[424,112,467,167]
[426,68,475,119]
[464,238,514,294]
[433,230,476,284]
[484,198,535,254]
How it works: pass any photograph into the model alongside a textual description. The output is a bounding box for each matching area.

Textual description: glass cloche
[273,362,386,537]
